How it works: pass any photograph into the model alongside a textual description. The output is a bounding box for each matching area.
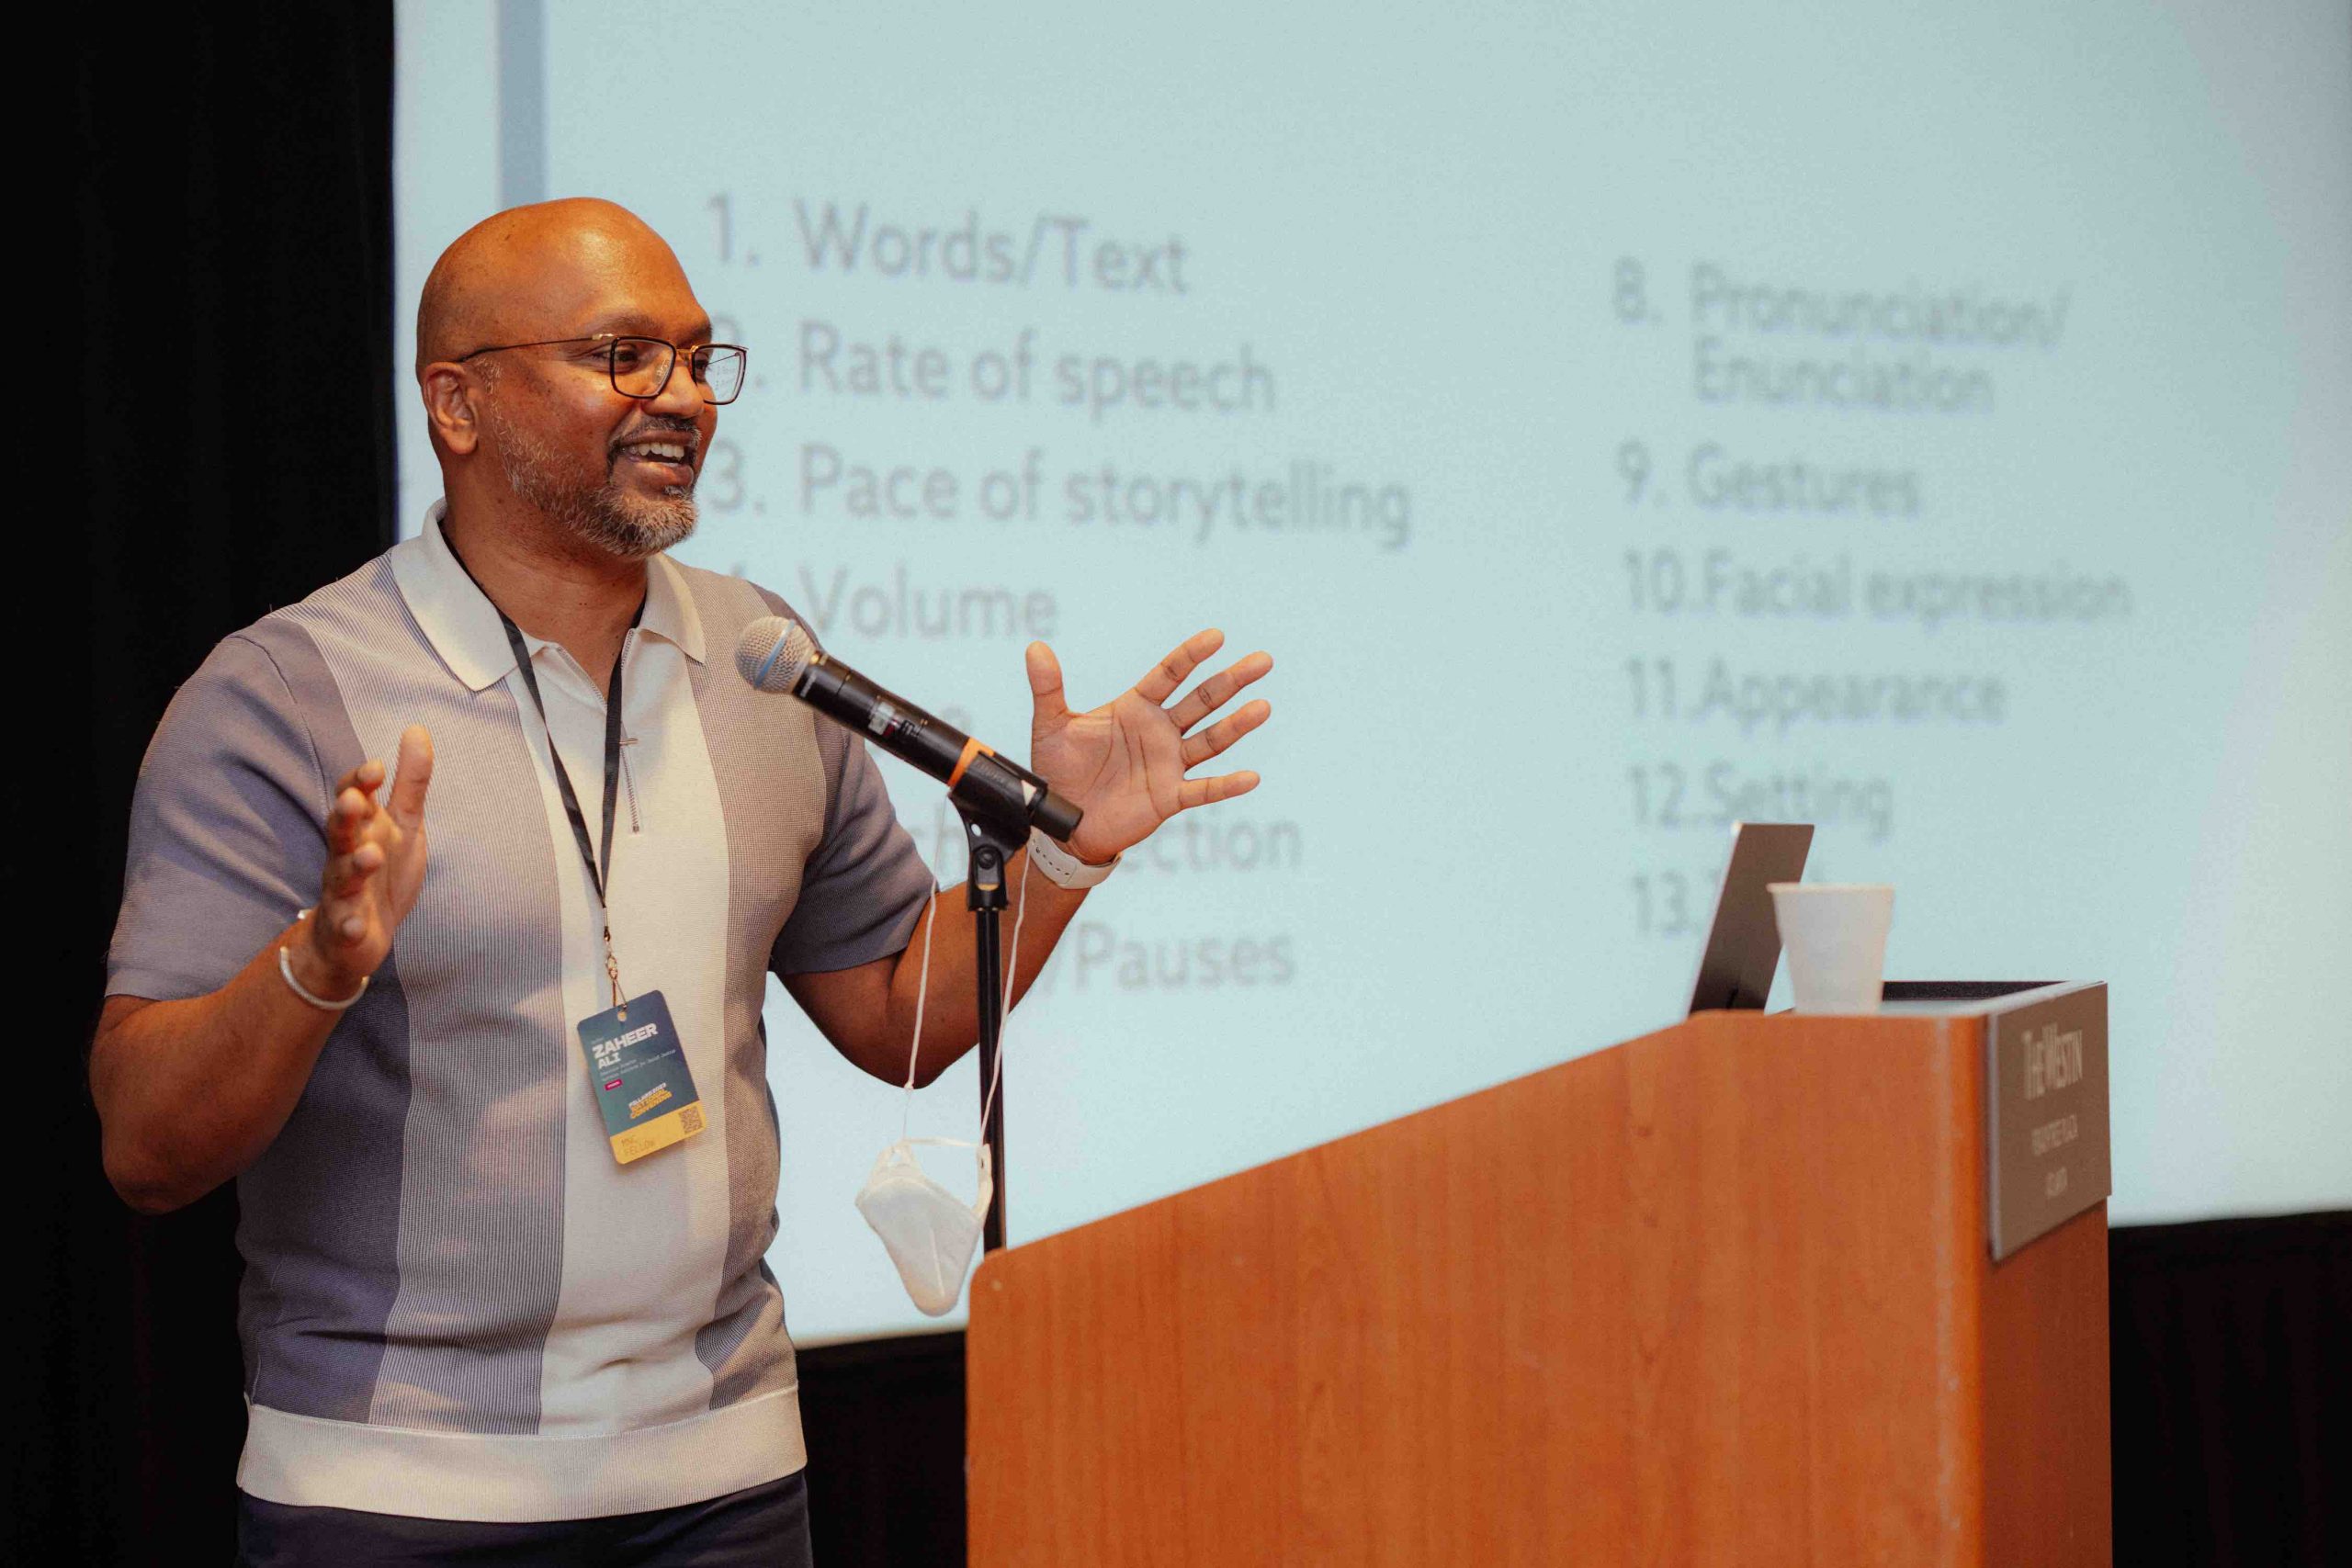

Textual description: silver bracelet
[279,909,369,1012]
[1025,829,1118,890]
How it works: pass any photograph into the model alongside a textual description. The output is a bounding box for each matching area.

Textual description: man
[92,198,1272,1565]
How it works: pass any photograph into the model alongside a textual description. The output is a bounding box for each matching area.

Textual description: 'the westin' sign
[1984,983,2111,1260]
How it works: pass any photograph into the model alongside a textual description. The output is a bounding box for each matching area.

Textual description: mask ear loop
[892,852,1028,1190]
[898,887,941,1145]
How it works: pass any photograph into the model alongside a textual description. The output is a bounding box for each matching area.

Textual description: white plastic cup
[1768,883,1895,1014]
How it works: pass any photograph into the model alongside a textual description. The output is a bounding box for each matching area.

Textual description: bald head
[415,197,695,376]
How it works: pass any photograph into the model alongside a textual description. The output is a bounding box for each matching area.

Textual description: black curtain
[44,8,2348,1567]
[2109,1211,2352,1566]
[49,6,397,1562]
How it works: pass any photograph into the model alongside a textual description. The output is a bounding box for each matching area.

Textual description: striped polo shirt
[105,507,933,1521]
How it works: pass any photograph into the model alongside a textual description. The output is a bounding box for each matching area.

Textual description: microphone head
[735,615,817,694]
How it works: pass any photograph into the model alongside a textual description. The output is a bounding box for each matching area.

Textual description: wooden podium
[967,992,2111,1566]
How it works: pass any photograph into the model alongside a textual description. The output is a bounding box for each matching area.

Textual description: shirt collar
[392,501,707,693]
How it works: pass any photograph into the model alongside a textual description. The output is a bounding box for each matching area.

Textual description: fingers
[320,776,389,941]
[1168,650,1273,732]
[324,776,379,854]
[332,757,385,795]
[1180,698,1272,769]
[1024,641,1068,724]
[329,759,383,811]
[388,725,435,827]
[316,835,384,942]
[315,889,374,945]
[1177,770,1261,811]
[312,736,425,955]
[323,840,386,900]
[1133,629,1224,705]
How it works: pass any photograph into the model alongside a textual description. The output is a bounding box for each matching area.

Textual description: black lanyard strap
[442,533,640,911]
[445,532,645,1010]
[496,612,632,908]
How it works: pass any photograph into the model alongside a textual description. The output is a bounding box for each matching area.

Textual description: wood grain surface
[967,1011,2109,1566]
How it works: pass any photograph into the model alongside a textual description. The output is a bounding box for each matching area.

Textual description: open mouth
[615,437,696,486]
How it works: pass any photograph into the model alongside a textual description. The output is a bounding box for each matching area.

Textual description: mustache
[610,418,704,457]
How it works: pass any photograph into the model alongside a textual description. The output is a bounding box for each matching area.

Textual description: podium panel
[968,1004,2110,1567]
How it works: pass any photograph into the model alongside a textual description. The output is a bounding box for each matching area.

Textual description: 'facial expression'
[470,221,722,560]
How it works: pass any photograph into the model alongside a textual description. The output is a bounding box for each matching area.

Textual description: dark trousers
[234,1470,813,1567]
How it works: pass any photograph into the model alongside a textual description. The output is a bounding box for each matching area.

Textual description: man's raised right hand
[292,724,434,1002]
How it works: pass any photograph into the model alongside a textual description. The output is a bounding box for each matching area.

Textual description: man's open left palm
[1026,628,1273,867]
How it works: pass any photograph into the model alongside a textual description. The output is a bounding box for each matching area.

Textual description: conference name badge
[575,990,706,1165]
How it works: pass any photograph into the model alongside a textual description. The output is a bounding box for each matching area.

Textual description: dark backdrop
[43,8,2346,1565]
[51,7,398,1563]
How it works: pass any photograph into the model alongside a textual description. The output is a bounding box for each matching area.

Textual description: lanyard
[502,611,639,1008]
[447,537,643,1008]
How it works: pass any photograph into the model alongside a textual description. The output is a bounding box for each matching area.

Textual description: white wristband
[1025,829,1118,890]
[280,909,369,1011]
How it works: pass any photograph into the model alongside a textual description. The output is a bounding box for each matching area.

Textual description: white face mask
[858,862,1026,1316]
[855,1137,993,1317]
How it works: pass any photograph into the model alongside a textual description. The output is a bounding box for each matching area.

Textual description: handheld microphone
[734,616,1083,842]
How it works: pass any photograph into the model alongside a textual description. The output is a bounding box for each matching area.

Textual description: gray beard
[484,407,698,561]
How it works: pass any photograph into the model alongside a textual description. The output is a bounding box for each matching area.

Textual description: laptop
[1686,822,1814,1015]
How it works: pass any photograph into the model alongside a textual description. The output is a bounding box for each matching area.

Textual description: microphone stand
[956,804,1025,1254]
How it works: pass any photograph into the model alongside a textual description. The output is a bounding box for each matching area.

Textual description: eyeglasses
[457,333,750,405]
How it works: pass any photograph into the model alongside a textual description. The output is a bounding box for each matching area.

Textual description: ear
[419,363,482,457]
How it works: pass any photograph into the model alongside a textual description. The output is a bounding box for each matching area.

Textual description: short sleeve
[769,732,935,976]
[107,634,329,1001]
